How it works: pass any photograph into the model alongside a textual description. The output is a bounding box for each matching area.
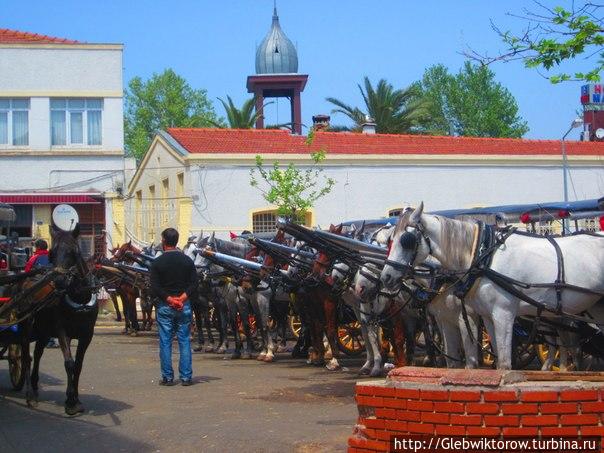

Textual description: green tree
[418,62,529,137]
[326,77,429,134]
[466,2,604,83]
[124,68,221,159]
[213,96,272,129]
[249,131,335,221]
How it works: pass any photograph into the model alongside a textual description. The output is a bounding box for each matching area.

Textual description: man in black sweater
[150,228,198,386]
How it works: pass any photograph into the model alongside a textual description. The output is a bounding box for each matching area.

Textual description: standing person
[150,228,198,386]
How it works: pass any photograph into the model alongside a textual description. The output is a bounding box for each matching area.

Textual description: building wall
[185,163,604,235]
[125,139,190,245]
[127,142,604,240]
[0,46,122,94]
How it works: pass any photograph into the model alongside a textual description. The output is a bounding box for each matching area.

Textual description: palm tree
[212,96,272,129]
[326,77,429,134]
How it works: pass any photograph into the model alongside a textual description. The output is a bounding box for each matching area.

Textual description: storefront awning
[0,193,103,205]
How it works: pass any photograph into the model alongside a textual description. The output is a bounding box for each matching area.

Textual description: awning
[0,193,102,205]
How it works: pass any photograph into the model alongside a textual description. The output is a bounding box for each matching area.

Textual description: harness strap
[545,235,566,313]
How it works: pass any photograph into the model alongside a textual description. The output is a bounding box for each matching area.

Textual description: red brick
[362,396,384,407]
[435,424,466,436]
[560,390,599,401]
[381,398,406,410]
[348,437,368,448]
[560,414,599,426]
[483,415,519,427]
[433,402,465,413]
[581,401,604,413]
[396,410,420,422]
[407,400,433,412]
[361,428,375,438]
[375,408,397,419]
[365,439,389,451]
[395,388,420,400]
[373,387,397,398]
[502,427,538,437]
[384,420,408,432]
[439,369,504,386]
[450,414,482,426]
[466,402,500,414]
[520,391,559,402]
[356,385,375,396]
[420,412,450,424]
[407,422,435,435]
[484,391,518,402]
[450,390,481,402]
[420,390,449,401]
[521,415,558,426]
[364,418,386,430]
[374,430,391,441]
[466,426,501,436]
[501,403,538,415]
[581,426,604,436]
[541,426,579,436]
[539,402,578,414]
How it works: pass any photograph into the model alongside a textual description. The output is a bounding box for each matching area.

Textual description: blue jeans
[156,301,192,381]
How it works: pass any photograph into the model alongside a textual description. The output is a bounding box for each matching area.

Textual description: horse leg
[21,320,36,407]
[402,313,416,366]
[192,302,204,352]
[216,300,229,354]
[30,338,48,402]
[69,335,92,414]
[110,291,122,322]
[490,308,515,370]
[323,296,341,371]
[226,296,242,359]
[253,293,269,361]
[203,306,215,352]
[239,298,254,359]
[390,313,407,369]
[55,330,79,415]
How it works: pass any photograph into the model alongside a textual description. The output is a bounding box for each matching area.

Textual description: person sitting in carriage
[24,238,50,272]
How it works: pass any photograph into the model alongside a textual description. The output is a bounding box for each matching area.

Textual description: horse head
[380,202,431,291]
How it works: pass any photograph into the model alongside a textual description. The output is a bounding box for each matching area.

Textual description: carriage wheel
[337,321,364,356]
[288,314,301,339]
[536,344,590,371]
[8,343,25,391]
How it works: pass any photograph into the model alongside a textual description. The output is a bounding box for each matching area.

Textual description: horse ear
[410,202,424,225]
[358,221,366,236]
[336,224,343,234]
[71,223,80,238]
[128,240,131,246]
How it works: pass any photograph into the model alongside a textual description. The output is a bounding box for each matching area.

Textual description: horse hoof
[263,355,275,363]
[65,404,83,416]
[26,398,38,408]
[205,345,215,353]
[256,353,266,361]
[369,368,383,377]
[216,346,227,354]
[193,345,204,353]
[325,360,342,372]
[358,367,371,375]
[228,352,241,360]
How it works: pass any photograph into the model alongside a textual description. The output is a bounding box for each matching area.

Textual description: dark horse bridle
[384,223,432,276]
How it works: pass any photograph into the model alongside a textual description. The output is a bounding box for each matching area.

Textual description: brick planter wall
[348,367,604,452]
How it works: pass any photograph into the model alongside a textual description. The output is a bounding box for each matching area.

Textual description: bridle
[384,223,432,275]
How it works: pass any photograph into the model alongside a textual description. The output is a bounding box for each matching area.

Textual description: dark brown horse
[19,225,99,415]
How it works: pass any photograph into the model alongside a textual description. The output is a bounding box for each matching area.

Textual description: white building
[125,127,604,244]
[0,28,128,255]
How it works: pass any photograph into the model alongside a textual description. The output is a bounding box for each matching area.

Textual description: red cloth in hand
[166,296,183,311]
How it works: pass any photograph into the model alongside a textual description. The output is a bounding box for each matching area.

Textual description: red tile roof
[166,128,604,156]
[0,28,79,44]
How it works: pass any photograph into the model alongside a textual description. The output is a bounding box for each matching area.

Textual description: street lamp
[561,117,584,233]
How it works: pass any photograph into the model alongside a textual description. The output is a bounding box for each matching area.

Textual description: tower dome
[255,6,298,74]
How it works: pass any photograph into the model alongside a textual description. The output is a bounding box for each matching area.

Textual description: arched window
[387,208,403,218]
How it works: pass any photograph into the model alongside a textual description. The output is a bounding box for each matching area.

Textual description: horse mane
[432,215,476,270]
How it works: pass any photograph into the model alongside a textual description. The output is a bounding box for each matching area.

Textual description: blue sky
[3,0,592,139]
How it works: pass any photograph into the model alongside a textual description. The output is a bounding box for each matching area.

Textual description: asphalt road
[0,316,365,453]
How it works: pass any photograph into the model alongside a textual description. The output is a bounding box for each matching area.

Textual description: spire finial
[273,0,278,20]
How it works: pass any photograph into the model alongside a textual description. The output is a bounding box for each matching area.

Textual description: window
[388,208,403,217]
[135,191,143,240]
[252,209,312,233]
[50,98,102,146]
[176,173,184,198]
[0,99,29,146]
[161,178,169,227]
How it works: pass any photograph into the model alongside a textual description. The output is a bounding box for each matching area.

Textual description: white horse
[354,261,480,370]
[381,202,604,370]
